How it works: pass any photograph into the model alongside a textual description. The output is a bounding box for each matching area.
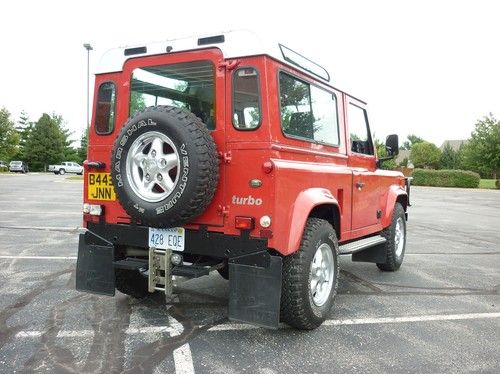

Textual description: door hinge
[219,151,232,164]
[218,59,240,71]
[218,205,230,217]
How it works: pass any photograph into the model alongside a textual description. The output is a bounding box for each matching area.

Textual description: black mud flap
[228,256,282,329]
[76,232,115,296]
[352,244,387,263]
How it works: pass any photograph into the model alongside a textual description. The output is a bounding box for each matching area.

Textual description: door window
[348,103,373,155]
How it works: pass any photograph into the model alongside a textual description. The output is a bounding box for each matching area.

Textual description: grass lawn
[479,179,496,189]
[66,175,84,181]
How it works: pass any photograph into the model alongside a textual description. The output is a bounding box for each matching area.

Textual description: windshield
[10,161,22,166]
[130,60,215,129]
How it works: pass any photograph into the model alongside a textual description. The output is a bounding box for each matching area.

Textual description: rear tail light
[235,216,255,230]
[262,161,274,174]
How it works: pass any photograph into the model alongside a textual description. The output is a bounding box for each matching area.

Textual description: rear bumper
[76,222,282,328]
[85,221,270,265]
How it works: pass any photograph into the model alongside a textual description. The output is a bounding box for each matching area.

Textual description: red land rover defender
[76,31,409,330]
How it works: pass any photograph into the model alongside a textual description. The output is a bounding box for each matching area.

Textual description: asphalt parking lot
[0,173,498,373]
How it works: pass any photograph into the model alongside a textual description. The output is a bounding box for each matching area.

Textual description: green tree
[440,143,462,169]
[15,110,33,158]
[462,114,500,179]
[401,134,424,150]
[0,107,20,161]
[130,91,147,114]
[78,129,88,164]
[374,137,396,169]
[410,141,442,169]
[24,113,68,171]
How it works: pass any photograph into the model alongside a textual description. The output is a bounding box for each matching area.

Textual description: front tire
[280,218,339,330]
[376,203,406,271]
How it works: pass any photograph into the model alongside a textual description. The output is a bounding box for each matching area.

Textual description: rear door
[88,49,227,226]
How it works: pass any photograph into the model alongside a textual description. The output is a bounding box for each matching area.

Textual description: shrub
[411,169,480,188]
[496,179,500,189]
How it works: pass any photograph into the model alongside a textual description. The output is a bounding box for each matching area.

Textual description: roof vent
[197,35,225,46]
[124,46,147,56]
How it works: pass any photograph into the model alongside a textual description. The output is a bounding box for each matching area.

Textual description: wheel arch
[382,185,408,228]
[278,188,340,256]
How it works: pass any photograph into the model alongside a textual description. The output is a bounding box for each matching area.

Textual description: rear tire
[115,269,149,299]
[217,264,229,280]
[280,218,339,330]
[376,203,406,271]
[59,169,65,175]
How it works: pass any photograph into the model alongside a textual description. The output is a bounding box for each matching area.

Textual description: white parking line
[0,255,77,260]
[0,225,82,232]
[0,210,80,215]
[321,312,500,326]
[14,312,500,339]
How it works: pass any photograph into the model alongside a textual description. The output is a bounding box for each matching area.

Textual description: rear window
[130,60,215,129]
[95,82,116,135]
[232,67,261,130]
[279,72,339,146]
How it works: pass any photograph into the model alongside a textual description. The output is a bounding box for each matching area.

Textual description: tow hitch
[148,247,174,298]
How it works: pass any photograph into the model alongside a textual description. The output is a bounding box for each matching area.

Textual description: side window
[95,82,116,134]
[233,67,261,130]
[310,86,339,145]
[348,103,373,155]
[279,72,339,145]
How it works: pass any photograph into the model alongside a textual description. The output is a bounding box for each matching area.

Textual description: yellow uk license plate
[87,173,116,201]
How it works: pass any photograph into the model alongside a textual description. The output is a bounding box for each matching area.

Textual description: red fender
[275,188,340,256]
[381,184,408,228]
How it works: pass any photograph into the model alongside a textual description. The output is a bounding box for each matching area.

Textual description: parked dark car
[9,161,29,173]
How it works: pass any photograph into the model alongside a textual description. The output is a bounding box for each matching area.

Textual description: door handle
[356,181,365,189]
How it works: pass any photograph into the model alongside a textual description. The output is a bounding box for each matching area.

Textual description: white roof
[96,30,330,82]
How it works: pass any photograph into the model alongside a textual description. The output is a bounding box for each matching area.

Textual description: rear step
[114,249,218,298]
[113,258,212,278]
[338,235,386,255]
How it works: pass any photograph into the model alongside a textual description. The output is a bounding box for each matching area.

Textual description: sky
[0,0,499,147]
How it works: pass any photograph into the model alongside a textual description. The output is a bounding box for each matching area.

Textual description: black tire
[217,264,229,280]
[115,269,149,299]
[111,105,219,227]
[376,203,406,271]
[59,169,65,175]
[280,218,339,330]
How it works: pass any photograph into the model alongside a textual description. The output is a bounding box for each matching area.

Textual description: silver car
[9,161,29,173]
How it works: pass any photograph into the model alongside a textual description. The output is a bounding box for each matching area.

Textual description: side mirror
[385,134,399,156]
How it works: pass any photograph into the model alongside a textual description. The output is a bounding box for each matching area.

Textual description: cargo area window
[233,67,261,130]
[95,82,116,134]
[130,60,215,129]
[348,103,373,155]
[279,72,339,145]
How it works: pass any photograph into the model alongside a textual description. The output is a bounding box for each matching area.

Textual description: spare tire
[111,105,219,227]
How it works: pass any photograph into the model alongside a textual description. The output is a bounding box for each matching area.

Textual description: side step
[339,235,386,255]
